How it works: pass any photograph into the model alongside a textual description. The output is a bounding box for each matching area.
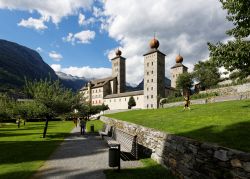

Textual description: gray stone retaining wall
[200,83,250,96]
[163,92,250,108]
[100,116,250,179]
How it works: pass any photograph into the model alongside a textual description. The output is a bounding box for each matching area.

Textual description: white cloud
[0,0,93,30]
[78,13,85,25]
[49,51,63,61]
[50,64,111,79]
[63,30,95,44]
[78,13,95,26]
[51,64,62,72]
[18,17,47,30]
[36,47,43,52]
[99,0,233,85]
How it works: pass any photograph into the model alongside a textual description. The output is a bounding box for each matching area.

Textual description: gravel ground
[32,126,142,179]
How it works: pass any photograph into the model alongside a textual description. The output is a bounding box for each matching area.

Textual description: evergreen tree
[128,96,136,109]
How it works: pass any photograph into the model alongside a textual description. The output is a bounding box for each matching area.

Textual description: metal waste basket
[90,124,94,132]
[109,145,120,169]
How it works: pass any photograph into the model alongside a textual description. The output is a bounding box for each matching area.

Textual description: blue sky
[0,0,232,85]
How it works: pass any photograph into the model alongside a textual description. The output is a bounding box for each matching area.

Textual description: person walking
[183,94,191,110]
[80,118,86,135]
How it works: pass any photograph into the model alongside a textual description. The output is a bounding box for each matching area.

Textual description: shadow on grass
[176,121,250,152]
[105,159,176,179]
[0,134,107,165]
[1,167,107,179]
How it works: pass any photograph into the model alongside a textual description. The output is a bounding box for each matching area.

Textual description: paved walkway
[32,126,142,179]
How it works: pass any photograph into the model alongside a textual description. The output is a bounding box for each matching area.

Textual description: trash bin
[109,147,120,167]
[90,124,94,132]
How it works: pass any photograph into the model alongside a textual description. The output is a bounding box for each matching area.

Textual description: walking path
[32,126,142,179]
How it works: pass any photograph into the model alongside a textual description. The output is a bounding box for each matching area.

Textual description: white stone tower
[170,55,188,88]
[143,38,166,109]
[111,49,126,93]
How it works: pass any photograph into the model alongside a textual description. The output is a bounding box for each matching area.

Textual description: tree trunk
[43,117,49,138]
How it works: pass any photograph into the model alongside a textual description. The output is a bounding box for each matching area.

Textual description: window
[147,63,149,67]
[152,62,153,65]
[147,79,149,83]
[152,71,153,74]
[147,72,149,75]
[147,104,149,108]
[151,87,153,90]
[151,104,153,108]
[151,79,153,82]
[125,98,126,101]
[147,87,149,91]
[151,95,153,98]
[147,96,149,99]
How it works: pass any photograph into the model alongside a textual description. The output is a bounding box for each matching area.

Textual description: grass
[105,158,176,179]
[86,119,104,132]
[105,99,250,152]
[0,121,74,179]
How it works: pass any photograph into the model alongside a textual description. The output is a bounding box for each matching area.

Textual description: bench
[104,128,138,160]
[99,124,112,139]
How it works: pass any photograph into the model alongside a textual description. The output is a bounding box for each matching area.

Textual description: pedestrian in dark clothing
[80,119,86,135]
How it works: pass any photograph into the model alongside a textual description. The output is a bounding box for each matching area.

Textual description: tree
[13,101,48,124]
[193,60,220,89]
[0,94,12,122]
[208,0,250,79]
[176,72,193,95]
[25,79,78,138]
[128,96,136,109]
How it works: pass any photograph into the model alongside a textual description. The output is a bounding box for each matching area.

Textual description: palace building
[80,38,188,110]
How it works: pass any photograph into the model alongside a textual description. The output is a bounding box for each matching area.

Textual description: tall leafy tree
[25,79,78,138]
[208,0,250,79]
[176,72,193,95]
[193,60,220,89]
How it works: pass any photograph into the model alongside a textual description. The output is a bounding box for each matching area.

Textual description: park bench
[98,124,112,139]
[104,127,138,160]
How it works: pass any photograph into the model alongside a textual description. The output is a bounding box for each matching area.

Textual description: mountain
[0,39,58,95]
[0,39,86,95]
[56,72,88,91]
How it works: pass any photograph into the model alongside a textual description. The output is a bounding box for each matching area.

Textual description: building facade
[80,38,187,110]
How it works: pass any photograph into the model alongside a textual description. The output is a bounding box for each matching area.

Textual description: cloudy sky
[0,0,232,86]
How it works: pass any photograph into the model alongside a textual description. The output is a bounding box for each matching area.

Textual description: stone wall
[101,116,250,179]
[163,92,250,108]
[200,83,250,96]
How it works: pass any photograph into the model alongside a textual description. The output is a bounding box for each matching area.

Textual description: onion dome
[149,38,159,49]
[115,49,122,56]
[176,54,183,63]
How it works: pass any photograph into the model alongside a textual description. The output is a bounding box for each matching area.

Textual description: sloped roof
[80,76,116,90]
[171,62,188,69]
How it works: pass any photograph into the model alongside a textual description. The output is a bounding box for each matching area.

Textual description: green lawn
[105,100,250,152]
[105,158,176,179]
[86,119,104,132]
[0,121,74,179]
